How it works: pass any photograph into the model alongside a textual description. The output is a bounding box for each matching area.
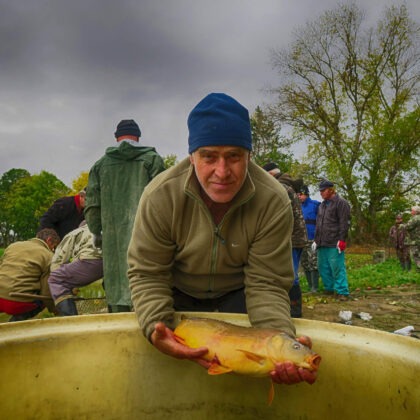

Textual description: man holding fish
[128,93,318,386]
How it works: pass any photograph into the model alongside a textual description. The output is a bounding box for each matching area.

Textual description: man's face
[190,146,250,203]
[396,217,403,224]
[80,194,86,209]
[298,193,308,203]
[320,188,334,200]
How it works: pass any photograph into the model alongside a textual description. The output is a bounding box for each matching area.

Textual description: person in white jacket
[48,221,103,316]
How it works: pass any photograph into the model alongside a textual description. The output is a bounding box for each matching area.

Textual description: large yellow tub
[0,313,419,419]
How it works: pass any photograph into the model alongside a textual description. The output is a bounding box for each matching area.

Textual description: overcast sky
[1,0,419,191]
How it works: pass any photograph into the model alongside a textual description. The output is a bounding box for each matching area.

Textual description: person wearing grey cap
[85,119,165,313]
[398,206,420,273]
[128,93,317,386]
[389,214,411,271]
[312,180,351,300]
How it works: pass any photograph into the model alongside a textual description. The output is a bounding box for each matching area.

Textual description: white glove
[311,241,317,252]
[92,233,103,249]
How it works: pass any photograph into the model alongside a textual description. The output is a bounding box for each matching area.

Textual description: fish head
[267,333,321,371]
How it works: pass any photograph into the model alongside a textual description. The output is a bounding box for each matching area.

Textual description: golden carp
[174,317,321,405]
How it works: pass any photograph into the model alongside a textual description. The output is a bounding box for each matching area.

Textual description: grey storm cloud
[0,0,418,187]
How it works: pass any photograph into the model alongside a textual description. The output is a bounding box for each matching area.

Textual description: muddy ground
[301,284,420,335]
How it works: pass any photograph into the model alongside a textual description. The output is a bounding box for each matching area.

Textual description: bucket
[0,313,418,419]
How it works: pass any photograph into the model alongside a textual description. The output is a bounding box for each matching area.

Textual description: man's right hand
[151,322,210,368]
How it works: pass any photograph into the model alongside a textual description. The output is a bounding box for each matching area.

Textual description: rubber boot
[108,305,131,313]
[56,299,78,316]
[304,271,312,291]
[289,283,302,318]
[311,270,319,292]
[8,306,43,322]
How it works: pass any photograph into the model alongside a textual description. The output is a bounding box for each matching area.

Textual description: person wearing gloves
[128,93,317,386]
[312,180,351,300]
[48,221,103,316]
[299,185,321,292]
[85,119,165,313]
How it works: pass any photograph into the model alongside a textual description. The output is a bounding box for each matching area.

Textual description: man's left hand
[269,335,318,385]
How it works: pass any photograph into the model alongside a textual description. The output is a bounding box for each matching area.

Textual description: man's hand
[337,240,346,253]
[269,335,318,385]
[92,233,102,249]
[151,322,210,368]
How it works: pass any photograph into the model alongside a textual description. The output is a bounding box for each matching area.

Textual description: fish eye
[293,343,301,350]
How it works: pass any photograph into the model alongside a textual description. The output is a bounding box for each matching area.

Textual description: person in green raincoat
[85,119,165,312]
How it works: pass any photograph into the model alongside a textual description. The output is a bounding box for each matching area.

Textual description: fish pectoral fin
[268,380,274,406]
[173,334,186,345]
[208,363,233,375]
[236,349,267,365]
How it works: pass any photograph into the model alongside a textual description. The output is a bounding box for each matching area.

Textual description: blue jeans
[317,247,349,295]
[292,248,303,286]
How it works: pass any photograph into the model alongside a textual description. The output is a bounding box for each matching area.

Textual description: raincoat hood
[105,141,158,161]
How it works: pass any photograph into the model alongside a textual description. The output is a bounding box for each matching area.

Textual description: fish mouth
[308,354,322,370]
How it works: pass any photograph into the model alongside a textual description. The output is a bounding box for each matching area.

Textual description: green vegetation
[269,3,420,242]
[301,255,419,292]
[0,169,70,244]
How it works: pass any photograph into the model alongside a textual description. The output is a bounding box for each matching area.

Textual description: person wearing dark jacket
[263,162,308,318]
[85,119,165,313]
[38,191,86,240]
[313,180,351,300]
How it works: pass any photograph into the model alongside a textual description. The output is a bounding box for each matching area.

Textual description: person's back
[85,119,165,312]
[0,229,60,321]
[38,193,85,240]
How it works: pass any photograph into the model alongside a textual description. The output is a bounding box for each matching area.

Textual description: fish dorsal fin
[236,349,267,365]
[208,363,233,375]
[268,380,275,406]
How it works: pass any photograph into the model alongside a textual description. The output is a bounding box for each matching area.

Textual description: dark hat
[262,162,279,172]
[300,185,310,195]
[114,119,141,138]
[188,93,253,154]
[319,180,334,191]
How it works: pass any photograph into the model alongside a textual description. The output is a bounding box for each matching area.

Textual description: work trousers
[172,287,247,314]
[301,241,318,271]
[317,247,349,295]
[48,259,104,305]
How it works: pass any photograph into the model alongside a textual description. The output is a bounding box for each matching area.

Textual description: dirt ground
[301,284,420,336]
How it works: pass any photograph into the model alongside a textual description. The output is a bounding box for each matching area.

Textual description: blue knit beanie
[188,93,253,154]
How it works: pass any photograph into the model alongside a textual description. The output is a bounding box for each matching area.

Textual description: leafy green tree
[163,154,179,169]
[71,171,89,194]
[250,106,296,172]
[0,169,30,245]
[4,171,70,240]
[269,3,420,242]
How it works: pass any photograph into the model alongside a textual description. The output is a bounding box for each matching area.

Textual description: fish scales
[174,318,321,378]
